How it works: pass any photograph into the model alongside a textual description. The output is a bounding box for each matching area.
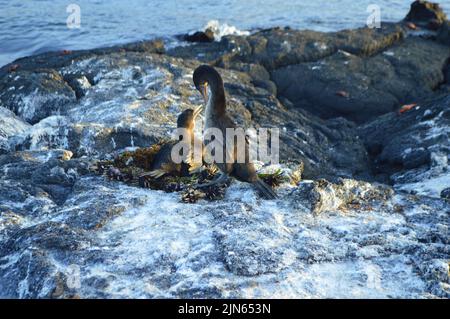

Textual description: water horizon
[1,0,450,67]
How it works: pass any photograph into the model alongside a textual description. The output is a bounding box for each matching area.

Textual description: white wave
[202,20,250,41]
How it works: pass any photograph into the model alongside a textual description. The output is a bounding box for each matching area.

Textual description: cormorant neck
[208,84,226,116]
[178,128,195,145]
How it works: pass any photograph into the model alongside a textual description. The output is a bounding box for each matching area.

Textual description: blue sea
[1,0,449,67]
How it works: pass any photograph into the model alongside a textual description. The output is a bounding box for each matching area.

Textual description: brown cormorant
[193,65,278,199]
[142,106,203,179]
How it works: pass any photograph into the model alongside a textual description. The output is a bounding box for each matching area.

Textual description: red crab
[336,90,350,98]
[398,103,417,114]
[8,64,19,72]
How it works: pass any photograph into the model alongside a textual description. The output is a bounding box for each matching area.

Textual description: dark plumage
[193,65,278,199]
[142,107,203,179]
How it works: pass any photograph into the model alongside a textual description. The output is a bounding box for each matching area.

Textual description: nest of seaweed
[95,143,303,203]
[94,143,226,202]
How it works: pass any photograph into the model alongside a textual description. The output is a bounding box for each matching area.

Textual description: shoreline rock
[405,0,448,30]
[0,0,448,299]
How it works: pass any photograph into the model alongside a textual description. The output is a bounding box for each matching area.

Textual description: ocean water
[0,0,449,67]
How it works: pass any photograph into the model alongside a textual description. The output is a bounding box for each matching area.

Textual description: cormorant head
[177,105,202,129]
[193,65,225,104]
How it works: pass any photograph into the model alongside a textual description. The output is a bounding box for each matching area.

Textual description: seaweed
[113,141,168,170]
[258,169,286,187]
[94,142,224,202]
[181,184,226,203]
[258,162,304,187]
[95,144,297,203]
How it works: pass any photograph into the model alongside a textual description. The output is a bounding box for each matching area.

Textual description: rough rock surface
[168,23,405,70]
[272,37,449,122]
[168,7,450,123]
[183,29,215,43]
[360,94,450,197]
[405,0,448,30]
[0,44,370,180]
[171,26,450,123]
[0,107,30,155]
[0,1,449,299]
[0,156,448,298]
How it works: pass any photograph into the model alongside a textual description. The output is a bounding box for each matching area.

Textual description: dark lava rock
[54,177,129,230]
[0,39,165,77]
[441,187,450,200]
[11,116,70,152]
[184,29,215,43]
[2,221,92,254]
[0,106,30,154]
[0,248,59,298]
[169,20,450,123]
[402,148,431,169]
[0,150,89,206]
[359,94,450,184]
[216,60,276,93]
[64,75,92,99]
[242,23,405,69]
[0,69,76,124]
[0,221,93,298]
[437,21,450,45]
[272,37,450,123]
[0,47,372,179]
[211,203,293,277]
[176,287,224,299]
[119,39,165,54]
[290,178,394,214]
[219,71,371,180]
[168,23,405,71]
[405,0,448,30]
[0,4,449,298]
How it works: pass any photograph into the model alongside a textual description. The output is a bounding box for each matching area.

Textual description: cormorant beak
[193,105,203,119]
[201,82,209,103]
